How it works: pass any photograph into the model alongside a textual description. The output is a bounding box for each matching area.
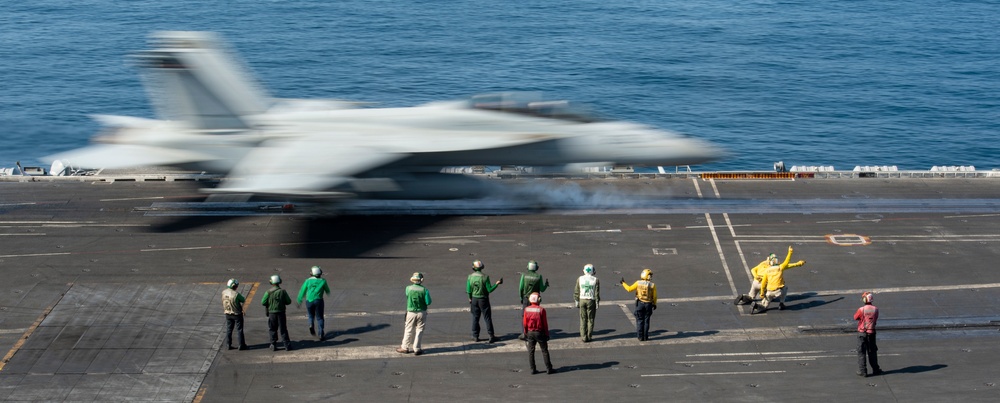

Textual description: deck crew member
[467,260,502,343]
[854,292,883,377]
[735,253,776,306]
[574,264,600,342]
[297,265,331,341]
[397,272,431,355]
[752,245,805,314]
[261,274,293,351]
[518,260,548,339]
[621,268,657,341]
[221,278,248,351]
[523,292,555,374]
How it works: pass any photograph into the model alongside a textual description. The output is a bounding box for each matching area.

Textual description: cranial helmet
[862,292,874,304]
[583,264,595,274]
[227,278,239,289]
[529,292,541,304]
[640,268,652,281]
[768,253,778,265]
[270,274,282,285]
[527,260,539,271]
[472,260,484,271]
[411,272,424,284]
[311,266,323,276]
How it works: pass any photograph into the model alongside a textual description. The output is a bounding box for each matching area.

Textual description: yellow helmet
[640,268,652,281]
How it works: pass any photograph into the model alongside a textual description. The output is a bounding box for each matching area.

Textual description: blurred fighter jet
[46,31,725,201]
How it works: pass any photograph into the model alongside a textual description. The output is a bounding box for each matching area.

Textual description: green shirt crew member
[398,272,432,355]
[297,265,331,341]
[467,260,502,343]
[261,274,293,351]
[519,260,549,307]
[519,260,548,339]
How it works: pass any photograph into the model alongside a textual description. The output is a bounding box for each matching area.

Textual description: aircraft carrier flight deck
[2,172,1000,402]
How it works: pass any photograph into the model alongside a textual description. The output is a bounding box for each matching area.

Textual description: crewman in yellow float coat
[752,246,805,314]
[736,248,805,306]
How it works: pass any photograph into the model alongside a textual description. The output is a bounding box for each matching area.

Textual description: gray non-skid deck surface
[0,282,226,401]
[2,178,1000,401]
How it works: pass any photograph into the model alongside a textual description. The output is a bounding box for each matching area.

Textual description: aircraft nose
[690,138,729,163]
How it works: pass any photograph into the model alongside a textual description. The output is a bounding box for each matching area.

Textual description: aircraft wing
[211,135,407,197]
[43,144,217,169]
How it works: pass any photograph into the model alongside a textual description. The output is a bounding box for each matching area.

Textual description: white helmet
[270,274,282,285]
[472,260,484,271]
[529,292,541,304]
[226,278,239,289]
[527,260,539,271]
[862,292,874,304]
[311,266,323,276]
[583,264,595,274]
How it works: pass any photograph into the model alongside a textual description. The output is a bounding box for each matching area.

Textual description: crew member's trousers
[402,311,427,352]
[579,299,597,341]
[267,311,290,346]
[762,286,787,308]
[224,313,245,348]
[470,297,494,339]
[857,332,881,374]
[635,301,654,341]
[525,331,552,371]
[306,299,325,338]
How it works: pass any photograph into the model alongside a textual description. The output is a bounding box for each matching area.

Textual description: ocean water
[1,0,998,171]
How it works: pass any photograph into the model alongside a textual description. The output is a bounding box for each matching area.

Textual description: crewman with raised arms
[753,245,806,314]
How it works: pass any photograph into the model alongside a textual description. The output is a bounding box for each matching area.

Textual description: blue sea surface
[1,0,998,171]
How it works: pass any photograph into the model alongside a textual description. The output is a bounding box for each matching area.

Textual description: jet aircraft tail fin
[134,31,271,130]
